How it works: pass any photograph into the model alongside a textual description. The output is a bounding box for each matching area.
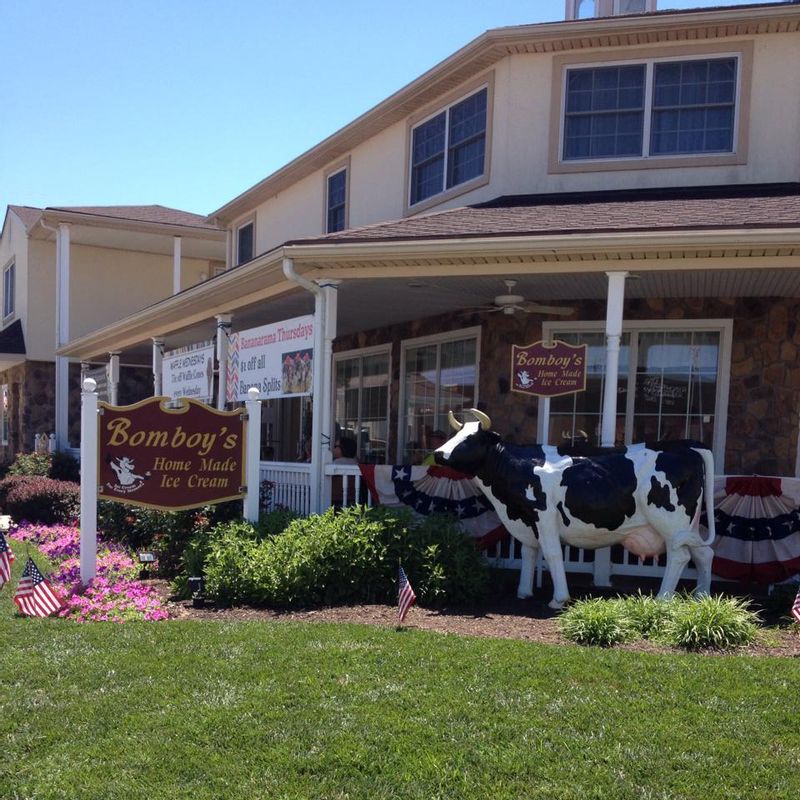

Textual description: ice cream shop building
[55,1,800,581]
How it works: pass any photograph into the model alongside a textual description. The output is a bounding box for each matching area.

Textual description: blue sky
[1,0,763,218]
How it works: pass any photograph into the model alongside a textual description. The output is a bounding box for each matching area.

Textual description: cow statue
[435,409,716,609]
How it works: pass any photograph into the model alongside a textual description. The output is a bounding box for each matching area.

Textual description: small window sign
[137,552,156,563]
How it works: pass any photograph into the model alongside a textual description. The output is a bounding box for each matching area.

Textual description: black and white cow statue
[435,409,716,609]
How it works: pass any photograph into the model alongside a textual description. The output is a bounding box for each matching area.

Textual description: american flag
[398,565,417,624]
[792,585,800,625]
[0,530,14,588]
[13,558,65,618]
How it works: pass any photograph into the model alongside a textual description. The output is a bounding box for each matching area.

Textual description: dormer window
[326,167,348,233]
[3,260,15,320]
[409,87,488,207]
[236,221,254,266]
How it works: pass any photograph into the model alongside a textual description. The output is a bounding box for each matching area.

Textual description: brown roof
[8,205,43,231]
[48,205,221,230]
[293,184,800,246]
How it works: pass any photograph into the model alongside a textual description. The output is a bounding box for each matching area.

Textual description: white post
[319,280,340,510]
[80,378,98,584]
[215,314,232,410]
[244,387,262,522]
[308,290,326,514]
[55,223,71,451]
[152,338,164,396]
[172,236,182,295]
[595,270,628,587]
[108,351,121,406]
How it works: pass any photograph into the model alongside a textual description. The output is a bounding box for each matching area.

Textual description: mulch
[154,582,800,658]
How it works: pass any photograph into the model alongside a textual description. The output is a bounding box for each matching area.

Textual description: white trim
[540,318,732,470]
[559,51,743,164]
[397,326,482,461]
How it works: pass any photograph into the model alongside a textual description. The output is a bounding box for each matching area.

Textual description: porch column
[108,352,121,406]
[318,280,340,510]
[55,223,71,450]
[215,314,232,410]
[595,270,628,588]
[173,236,182,295]
[152,338,165,396]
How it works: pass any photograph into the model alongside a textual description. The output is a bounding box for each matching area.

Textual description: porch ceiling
[93,266,800,367]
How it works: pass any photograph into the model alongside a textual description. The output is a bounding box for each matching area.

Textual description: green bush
[664,594,759,650]
[0,475,80,524]
[202,506,488,609]
[617,592,675,639]
[558,597,632,647]
[5,450,80,482]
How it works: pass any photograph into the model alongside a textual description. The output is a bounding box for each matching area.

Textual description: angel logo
[107,455,151,494]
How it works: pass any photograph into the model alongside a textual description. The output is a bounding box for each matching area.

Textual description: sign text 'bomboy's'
[98,397,246,511]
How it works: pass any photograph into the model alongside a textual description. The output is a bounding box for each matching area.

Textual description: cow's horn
[577,429,588,439]
[470,408,492,429]
[448,410,463,431]
[562,430,571,440]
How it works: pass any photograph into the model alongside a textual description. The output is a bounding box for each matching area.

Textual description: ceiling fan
[472,280,574,316]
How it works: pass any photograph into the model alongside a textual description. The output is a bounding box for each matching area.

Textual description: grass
[2,540,800,799]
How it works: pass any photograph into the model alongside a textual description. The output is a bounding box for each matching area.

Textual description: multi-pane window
[402,333,478,463]
[326,169,347,233]
[236,222,254,266]
[1,384,8,446]
[3,261,14,319]
[563,56,737,161]
[410,87,487,206]
[334,351,390,464]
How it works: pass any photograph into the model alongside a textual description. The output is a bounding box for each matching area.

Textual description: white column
[600,271,628,447]
[244,387,262,522]
[152,338,165,396]
[55,223,71,450]
[79,378,98,584]
[108,352,121,406]
[215,314,232,410]
[318,280,340,510]
[308,290,326,514]
[173,236,182,295]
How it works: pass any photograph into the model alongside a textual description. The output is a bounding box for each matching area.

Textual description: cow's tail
[695,446,716,546]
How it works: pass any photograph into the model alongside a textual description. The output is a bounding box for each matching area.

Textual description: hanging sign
[97,397,246,511]
[162,342,215,403]
[226,314,314,403]
[511,340,588,397]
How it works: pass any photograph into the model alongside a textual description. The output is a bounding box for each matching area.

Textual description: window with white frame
[400,329,479,464]
[3,260,14,319]
[410,87,487,206]
[333,348,390,464]
[235,221,254,266]
[540,320,732,463]
[326,168,347,233]
[562,55,738,161]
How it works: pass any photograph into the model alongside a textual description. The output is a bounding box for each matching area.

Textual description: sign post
[244,387,261,522]
[80,378,98,584]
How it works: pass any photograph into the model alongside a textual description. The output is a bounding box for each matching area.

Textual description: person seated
[422,430,448,466]
[333,437,358,464]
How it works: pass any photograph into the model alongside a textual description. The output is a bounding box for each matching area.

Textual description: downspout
[283,256,326,514]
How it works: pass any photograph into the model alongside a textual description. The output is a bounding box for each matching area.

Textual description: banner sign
[97,397,246,511]
[511,340,588,397]
[226,315,314,403]
[162,342,215,403]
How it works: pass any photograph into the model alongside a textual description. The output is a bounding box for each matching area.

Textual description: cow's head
[434,408,498,475]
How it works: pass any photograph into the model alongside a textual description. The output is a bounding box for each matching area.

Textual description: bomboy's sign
[98,397,246,511]
[511,340,588,397]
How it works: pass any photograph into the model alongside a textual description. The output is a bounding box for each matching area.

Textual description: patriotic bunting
[13,558,65,618]
[0,530,14,588]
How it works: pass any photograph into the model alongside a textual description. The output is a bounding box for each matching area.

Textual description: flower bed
[9,522,170,623]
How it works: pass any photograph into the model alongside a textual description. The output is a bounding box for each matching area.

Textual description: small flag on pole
[0,530,14,588]
[398,565,417,624]
[13,558,65,618]
[792,585,800,625]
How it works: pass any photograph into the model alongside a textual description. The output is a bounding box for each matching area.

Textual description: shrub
[0,475,80,524]
[558,597,633,647]
[8,452,52,477]
[664,594,759,650]
[617,592,675,639]
[202,506,488,609]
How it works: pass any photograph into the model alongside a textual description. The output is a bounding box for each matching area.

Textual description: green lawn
[2,544,799,799]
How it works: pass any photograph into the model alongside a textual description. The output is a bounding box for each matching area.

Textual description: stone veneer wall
[334,296,800,477]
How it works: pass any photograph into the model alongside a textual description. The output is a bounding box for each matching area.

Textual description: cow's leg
[689,544,714,597]
[656,543,691,599]
[538,527,570,610]
[516,543,537,599]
